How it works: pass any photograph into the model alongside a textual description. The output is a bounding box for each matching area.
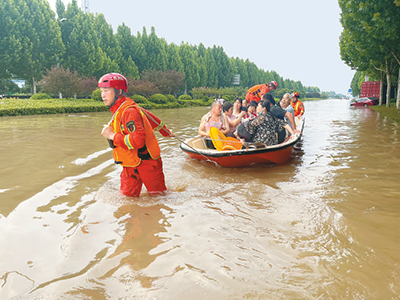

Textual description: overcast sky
[48,0,355,94]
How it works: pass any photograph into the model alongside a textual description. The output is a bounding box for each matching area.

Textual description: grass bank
[0,98,108,116]
[370,103,400,124]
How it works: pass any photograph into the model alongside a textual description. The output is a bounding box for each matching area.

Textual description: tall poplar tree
[9,0,64,93]
[116,23,139,78]
[60,0,103,78]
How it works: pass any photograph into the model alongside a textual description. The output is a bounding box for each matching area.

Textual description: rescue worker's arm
[113,107,146,150]
[299,103,305,115]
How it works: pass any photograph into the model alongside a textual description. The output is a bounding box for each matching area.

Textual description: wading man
[99,73,174,197]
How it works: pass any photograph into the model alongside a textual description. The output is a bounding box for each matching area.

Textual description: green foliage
[91,89,101,101]
[128,78,159,97]
[222,95,234,102]
[39,66,80,98]
[131,94,148,104]
[148,93,168,104]
[178,94,192,100]
[165,94,177,102]
[31,92,52,100]
[141,69,185,95]
[1,0,332,101]
[0,98,108,116]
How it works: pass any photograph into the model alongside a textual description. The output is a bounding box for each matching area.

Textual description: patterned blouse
[243,112,287,145]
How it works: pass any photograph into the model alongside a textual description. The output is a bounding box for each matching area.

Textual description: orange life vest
[291,100,304,116]
[247,84,264,99]
[111,100,161,167]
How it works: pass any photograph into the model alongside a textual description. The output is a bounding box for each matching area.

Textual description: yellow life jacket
[111,100,160,167]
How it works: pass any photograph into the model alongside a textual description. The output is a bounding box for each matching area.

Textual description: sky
[48,0,355,94]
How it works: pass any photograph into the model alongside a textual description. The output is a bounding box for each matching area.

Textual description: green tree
[132,30,148,74]
[144,27,168,71]
[7,0,64,93]
[40,66,80,98]
[116,23,139,78]
[60,1,103,78]
[211,46,233,88]
[165,43,184,74]
[179,43,200,92]
[339,0,400,107]
[93,13,123,77]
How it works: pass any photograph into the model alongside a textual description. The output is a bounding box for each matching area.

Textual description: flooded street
[1,99,399,299]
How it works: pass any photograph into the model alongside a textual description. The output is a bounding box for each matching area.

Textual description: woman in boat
[233,98,243,116]
[198,100,230,138]
[239,99,294,146]
[223,101,246,137]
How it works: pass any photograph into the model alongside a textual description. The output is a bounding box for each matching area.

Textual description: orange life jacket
[247,84,265,99]
[111,100,161,167]
[291,100,304,116]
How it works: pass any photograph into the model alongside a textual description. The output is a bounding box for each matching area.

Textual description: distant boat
[180,116,305,167]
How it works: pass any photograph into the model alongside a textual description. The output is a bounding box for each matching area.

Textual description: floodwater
[0,100,399,299]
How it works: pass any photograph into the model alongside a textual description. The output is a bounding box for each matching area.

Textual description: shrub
[141,69,185,95]
[222,94,234,102]
[39,66,80,98]
[31,93,51,100]
[91,89,102,101]
[178,94,192,101]
[131,94,148,104]
[148,93,168,104]
[165,94,177,102]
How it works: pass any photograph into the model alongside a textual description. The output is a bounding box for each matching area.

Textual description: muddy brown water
[0,99,399,299]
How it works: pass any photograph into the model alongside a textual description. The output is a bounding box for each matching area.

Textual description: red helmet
[98,73,128,92]
[269,81,278,90]
[292,91,300,98]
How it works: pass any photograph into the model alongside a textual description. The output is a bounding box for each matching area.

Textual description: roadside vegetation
[340,0,400,109]
[370,99,400,124]
[1,0,339,108]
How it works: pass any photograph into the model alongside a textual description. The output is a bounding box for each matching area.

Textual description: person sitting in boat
[198,100,230,139]
[236,99,294,146]
[223,101,246,137]
[242,99,248,111]
[262,93,301,143]
[291,91,305,116]
[280,93,295,129]
[243,100,258,120]
[233,98,244,115]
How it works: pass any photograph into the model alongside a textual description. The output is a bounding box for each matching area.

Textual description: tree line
[1,0,327,99]
[339,0,400,108]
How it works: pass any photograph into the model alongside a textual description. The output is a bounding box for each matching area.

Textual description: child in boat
[223,101,246,137]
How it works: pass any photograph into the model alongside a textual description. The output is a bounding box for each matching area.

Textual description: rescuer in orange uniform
[291,91,305,116]
[245,81,278,102]
[99,73,174,197]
